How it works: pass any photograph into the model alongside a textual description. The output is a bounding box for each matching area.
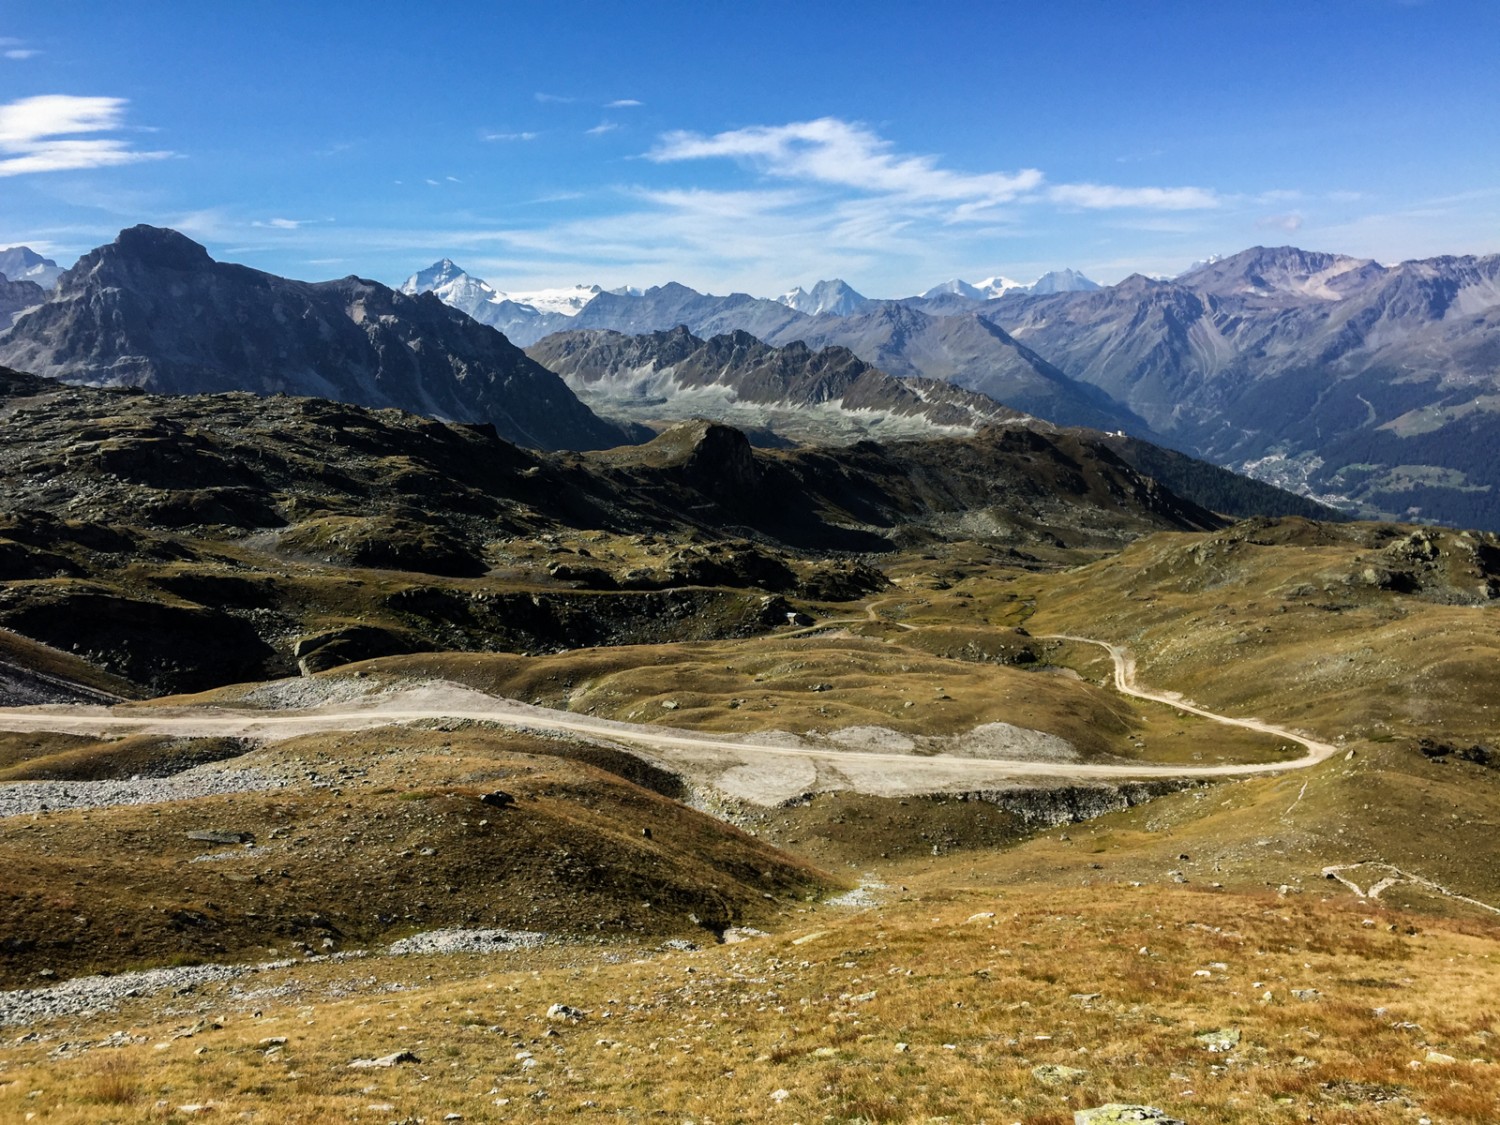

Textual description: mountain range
[406,248,1500,529]
[0,227,639,451]
[9,229,1500,529]
[525,324,1029,444]
[402,263,1140,432]
[981,246,1500,526]
[0,361,1230,693]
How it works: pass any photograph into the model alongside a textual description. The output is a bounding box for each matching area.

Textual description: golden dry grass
[0,726,833,986]
[5,518,1499,1120]
[340,629,1294,768]
[1015,523,1500,750]
[2,878,1497,1123]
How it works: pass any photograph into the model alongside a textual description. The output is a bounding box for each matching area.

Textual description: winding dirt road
[1037,634,1341,767]
[0,634,1341,805]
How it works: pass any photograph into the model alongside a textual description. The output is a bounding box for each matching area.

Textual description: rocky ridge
[983,245,1500,526]
[526,325,1030,444]
[0,366,1227,694]
[0,227,641,451]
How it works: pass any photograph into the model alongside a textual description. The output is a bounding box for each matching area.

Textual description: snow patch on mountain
[922,276,1028,301]
[0,246,64,289]
[401,260,623,318]
[503,284,608,316]
[1029,268,1101,295]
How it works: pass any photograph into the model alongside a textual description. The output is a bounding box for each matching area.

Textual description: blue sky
[2,1,1497,296]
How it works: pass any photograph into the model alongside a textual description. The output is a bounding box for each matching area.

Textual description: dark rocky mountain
[0,246,63,289]
[0,226,641,451]
[0,276,44,328]
[981,246,1500,527]
[759,302,1147,434]
[526,325,1029,444]
[0,365,1232,694]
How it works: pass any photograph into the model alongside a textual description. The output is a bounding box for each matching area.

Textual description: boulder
[1075,1107,1186,1125]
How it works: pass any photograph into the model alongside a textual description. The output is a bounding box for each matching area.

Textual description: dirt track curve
[0,635,1341,804]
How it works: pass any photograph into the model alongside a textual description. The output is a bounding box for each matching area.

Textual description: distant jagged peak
[1112,272,1175,295]
[400,257,482,295]
[921,275,1027,301]
[642,280,702,298]
[1178,245,1383,301]
[775,278,869,317]
[922,272,1089,300]
[402,260,618,317]
[975,274,1029,297]
[0,245,64,289]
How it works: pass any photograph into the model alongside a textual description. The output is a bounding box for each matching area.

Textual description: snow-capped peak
[0,245,64,289]
[921,275,1028,301]
[921,278,984,301]
[402,261,624,318]
[400,258,487,298]
[1028,268,1101,295]
[776,278,869,316]
[975,275,1027,297]
[503,284,606,317]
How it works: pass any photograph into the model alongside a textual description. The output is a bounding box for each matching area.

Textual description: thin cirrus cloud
[252,217,335,231]
[648,117,1219,214]
[1257,212,1305,233]
[585,122,619,136]
[0,94,171,177]
[485,131,538,142]
[605,99,643,108]
[1,36,39,60]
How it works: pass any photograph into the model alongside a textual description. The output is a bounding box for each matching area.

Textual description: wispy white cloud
[0,36,38,60]
[250,217,334,231]
[534,92,576,104]
[650,117,1042,206]
[649,117,1220,220]
[169,209,233,241]
[1257,212,1304,234]
[485,131,538,142]
[352,119,1225,294]
[1048,183,1220,210]
[0,95,172,177]
[606,99,643,108]
[585,121,619,136]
